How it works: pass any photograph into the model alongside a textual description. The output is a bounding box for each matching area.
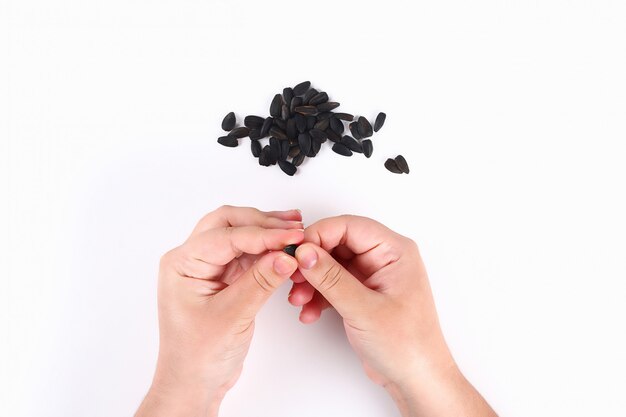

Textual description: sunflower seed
[349,122,362,139]
[270,137,280,157]
[384,158,402,174]
[295,113,307,133]
[281,104,290,120]
[259,146,271,166]
[251,139,262,157]
[292,152,305,166]
[295,105,317,115]
[303,88,318,104]
[316,102,340,112]
[288,145,301,158]
[326,128,342,142]
[306,116,316,130]
[280,140,290,161]
[293,81,311,96]
[283,87,294,107]
[228,127,250,138]
[298,132,312,156]
[286,118,297,140]
[260,117,273,137]
[249,128,262,140]
[218,136,238,147]
[357,116,373,138]
[244,115,264,129]
[334,112,354,121]
[310,136,322,156]
[283,244,299,256]
[362,139,373,158]
[341,135,363,153]
[316,112,333,120]
[394,155,409,174]
[270,94,283,118]
[278,160,297,176]
[222,112,236,131]
[374,112,386,132]
[273,118,287,130]
[290,96,303,113]
[309,129,327,142]
[309,92,329,105]
[314,118,330,130]
[269,126,287,140]
[330,117,345,134]
[332,142,352,156]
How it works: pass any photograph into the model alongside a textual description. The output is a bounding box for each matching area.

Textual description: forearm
[135,383,223,417]
[386,363,497,417]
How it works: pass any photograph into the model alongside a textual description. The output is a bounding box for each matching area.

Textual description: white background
[2,1,626,416]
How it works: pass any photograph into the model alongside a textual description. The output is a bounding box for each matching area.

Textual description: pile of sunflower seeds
[217,81,407,176]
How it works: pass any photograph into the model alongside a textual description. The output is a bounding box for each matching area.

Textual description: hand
[136,206,304,417]
[289,215,496,417]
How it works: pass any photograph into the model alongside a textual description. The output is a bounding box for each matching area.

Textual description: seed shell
[349,122,362,139]
[309,129,328,142]
[261,117,273,137]
[341,135,363,153]
[326,128,342,142]
[218,136,238,147]
[283,244,299,256]
[228,127,250,138]
[357,116,373,138]
[306,116,316,130]
[259,146,271,166]
[286,118,297,140]
[362,139,373,158]
[332,142,352,156]
[309,92,329,105]
[298,132,312,156]
[384,158,402,174]
[270,94,283,118]
[288,145,300,158]
[221,112,236,131]
[374,112,386,132]
[292,152,305,166]
[295,113,307,133]
[280,140,290,161]
[314,118,330,130]
[316,101,340,112]
[251,139,262,157]
[303,88,318,104]
[295,106,317,115]
[290,96,303,113]
[278,160,297,176]
[394,154,410,174]
[334,112,354,121]
[282,87,294,107]
[330,117,345,134]
[244,115,264,129]
[293,81,311,96]
[248,128,262,140]
[269,126,287,140]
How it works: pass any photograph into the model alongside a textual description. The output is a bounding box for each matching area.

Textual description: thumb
[295,243,375,319]
[221,251,298,316]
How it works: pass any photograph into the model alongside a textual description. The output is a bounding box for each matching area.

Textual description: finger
[287,281,316,306]
[290,269,306,283]
[299,291,330,324]
[219,251,298,317]
[304,215,405,276]
[295,243,377,319]
[192,206,303,235]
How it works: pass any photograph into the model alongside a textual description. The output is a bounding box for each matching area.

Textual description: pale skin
[135,206,497,417]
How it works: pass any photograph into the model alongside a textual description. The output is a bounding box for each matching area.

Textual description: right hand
[290,215,496,416]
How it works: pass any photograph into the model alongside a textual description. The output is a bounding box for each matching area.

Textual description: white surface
[2,1,626,416]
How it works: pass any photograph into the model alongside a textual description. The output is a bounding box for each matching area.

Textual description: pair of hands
[136,206,495,417]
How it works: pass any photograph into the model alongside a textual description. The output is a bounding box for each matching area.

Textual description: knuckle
[319,263,343,292]
[251,268,275,293]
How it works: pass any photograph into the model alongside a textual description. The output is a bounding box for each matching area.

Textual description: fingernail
[296,245,318,270]
[274,255,297,275]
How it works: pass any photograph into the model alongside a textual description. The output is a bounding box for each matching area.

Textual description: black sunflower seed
[357,116,373,138]
[281,104,290,121]
[295,105,317,115]
[341,135,363,153]
[273,118,287,130]
[293,81,311,96]
[362,139,373,158]
[222,112,236,131]
[249,128,262,140]
[384,158,402,174]
[316,102,340,112]
[334,112,354,121]
[283,87,294,107]
[251,139,262,157]
[295,113,307,133]
[309,129,327,142]
[270,137,280,155]
[303,88,318,104]
[269,126,287,140]
[332,142,352,156]
[326,128,342,142]
[259,146,271,166]
[330,117,345,134]
[316,112,333,120]
[280,140,290,161]
[394,155,410,174]
[218,136,238,147]
[306,116,316,130]
[349,122,362,139]
[374,112,386,132]
[310,136,322,156]
[290,96,303,113]
[288,145,301,158]
[283,244,299,256]
[244,115,264,129]
[298,132,312,156]
[292,152,305,166]
[261,117,273,137]
[309,92,329,105]
[278,160,297,176]
[314,118,330,130]
[270,94,283,118]
[228,127,250,138]
[286,118,297,140]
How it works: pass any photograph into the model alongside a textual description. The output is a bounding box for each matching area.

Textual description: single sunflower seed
[330,117,345,134]
[269,126,288,140]
[295,113,307,133]
[249,128,262,140]
[286,118,297,140]
[316,101,340,112]
[270,94,283,118]
[281,104,290,121]
[244,115,264,129]
[306,116,316,130]
[357,116,373,138]
[278,160,297,176]
[384,158,402,174]
[309,129,328,142]
[326,128,342,142]
[341,135,363,153]
[274,118,287,131]
[334,112,354,121]
[261,117,273,137]
[293,81,311,96]
[259,146,271,166]
[314,118,330,130]
[288,145,301,158]
[283,244,299,256]
[280,140,290,161]
[309,92,329,105]
[303,88,318,104]
[290,96,303,113]
[298,132,312,156]
[295,105,317,115]
[222,112,236,131]
[349,122,362,139]
[228,127,250,138]
[316,112,333,120]
[332,142,352,156]
[218,136,238,147]
[374,112,386,132]
[362,139,373,158]
[292,152,305,166]
[283,87,294,107]
[251,139,262,157]
[394,155,410,174]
